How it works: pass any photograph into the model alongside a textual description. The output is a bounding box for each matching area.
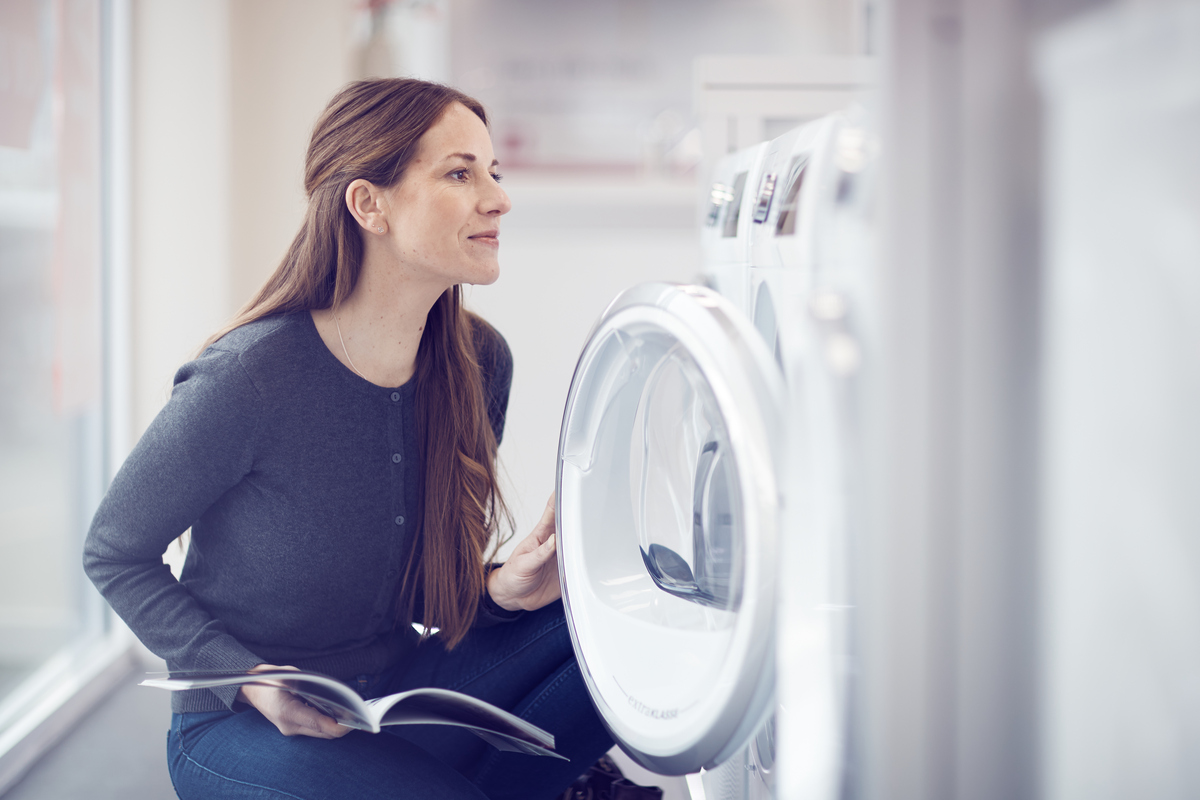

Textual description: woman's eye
[450,169,470,181]
[490,172,504,183]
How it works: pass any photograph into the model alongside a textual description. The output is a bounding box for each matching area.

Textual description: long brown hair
[204,79,510,648]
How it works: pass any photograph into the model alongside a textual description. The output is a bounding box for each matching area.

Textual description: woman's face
[382,102,511,289]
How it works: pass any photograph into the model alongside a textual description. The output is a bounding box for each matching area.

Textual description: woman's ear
[345,179,389,235]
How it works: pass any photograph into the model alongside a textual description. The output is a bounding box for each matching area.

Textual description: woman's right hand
[236,664,350,739]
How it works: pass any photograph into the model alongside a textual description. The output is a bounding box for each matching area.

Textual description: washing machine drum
[556,283,785,774]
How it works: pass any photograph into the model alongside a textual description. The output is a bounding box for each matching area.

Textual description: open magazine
[141,669,563,760]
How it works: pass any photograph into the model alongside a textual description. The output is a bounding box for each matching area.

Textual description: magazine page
[368,708,565,759]
[465,729,566,759]
[368,688,555,749]
[142,670,563,757]
[140,669,374,730]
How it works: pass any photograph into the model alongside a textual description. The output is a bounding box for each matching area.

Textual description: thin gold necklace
[333,312,367,380]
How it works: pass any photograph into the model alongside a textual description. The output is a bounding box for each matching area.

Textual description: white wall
[131,0,233,432]
[228,0,353,313]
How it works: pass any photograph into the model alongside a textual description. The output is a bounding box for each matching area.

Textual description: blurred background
[0,0,1197,798]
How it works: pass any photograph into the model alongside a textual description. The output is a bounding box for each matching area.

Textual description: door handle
[639,440,730,609]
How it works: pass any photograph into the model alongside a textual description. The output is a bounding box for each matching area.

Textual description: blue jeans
[166,602,613,800]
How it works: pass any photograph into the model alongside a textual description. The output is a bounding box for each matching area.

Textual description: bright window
[0,0,121,772]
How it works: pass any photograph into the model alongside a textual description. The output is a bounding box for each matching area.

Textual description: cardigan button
[392,453,402,463]
[390,391,400,402]
[395,516,405,526]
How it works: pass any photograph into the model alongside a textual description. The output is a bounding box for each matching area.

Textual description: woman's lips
[469,231,500,246]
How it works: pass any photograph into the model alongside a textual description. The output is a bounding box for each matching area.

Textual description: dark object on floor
[610,777,665,800]
[560,755,664,800]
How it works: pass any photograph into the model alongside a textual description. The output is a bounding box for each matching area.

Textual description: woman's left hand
[486,493,561,612]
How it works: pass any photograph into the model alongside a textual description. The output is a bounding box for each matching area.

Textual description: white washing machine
[555,112,877,800]
[556,282,785,777]
[698,142,769,315]
[687,113,853,800]
[746,115,841,353]
[745,110,878,800]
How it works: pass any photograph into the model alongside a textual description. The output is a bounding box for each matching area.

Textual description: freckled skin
[380,103,511,290]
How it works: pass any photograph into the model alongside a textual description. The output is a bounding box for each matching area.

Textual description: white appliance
[752,111,878,800]
[555,111,877,800]
[745,114,841,346]
[698,142,769,315]
[556,282,785,775]
[683,111,854,800]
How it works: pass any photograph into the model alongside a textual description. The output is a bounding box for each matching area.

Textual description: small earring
[375,226,384,233]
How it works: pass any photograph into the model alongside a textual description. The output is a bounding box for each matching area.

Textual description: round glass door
[557,283,784,774]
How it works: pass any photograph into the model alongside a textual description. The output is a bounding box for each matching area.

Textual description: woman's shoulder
[206,313,305,358]
[177,313,311,392]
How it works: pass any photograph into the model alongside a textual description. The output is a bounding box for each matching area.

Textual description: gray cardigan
[83,311,515,712]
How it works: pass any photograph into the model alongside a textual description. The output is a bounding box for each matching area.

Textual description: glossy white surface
[557,284,784,774]
[699,142,770,311]
[705,111,877,800]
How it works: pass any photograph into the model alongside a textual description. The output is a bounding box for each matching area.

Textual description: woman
[83,79,613,799]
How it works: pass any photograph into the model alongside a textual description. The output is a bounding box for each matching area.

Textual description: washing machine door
[556,283,786,775]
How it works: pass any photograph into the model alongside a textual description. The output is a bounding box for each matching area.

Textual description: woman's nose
[483,182,511,216]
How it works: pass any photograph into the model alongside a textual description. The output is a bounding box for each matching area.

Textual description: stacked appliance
[698,142,769,316]
[555,109,877,800]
